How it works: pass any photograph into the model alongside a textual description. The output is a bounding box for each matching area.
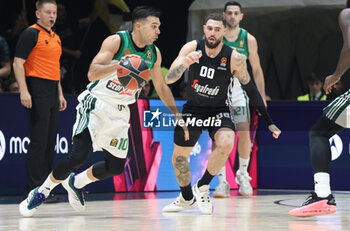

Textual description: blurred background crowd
[0,0,347,100]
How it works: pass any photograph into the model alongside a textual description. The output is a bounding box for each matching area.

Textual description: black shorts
[174,108,235,147]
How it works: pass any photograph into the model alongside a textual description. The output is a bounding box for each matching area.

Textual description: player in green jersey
[19,6,188,217]
[214,1,267,197]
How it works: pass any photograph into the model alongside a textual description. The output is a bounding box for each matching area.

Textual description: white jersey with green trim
[85,70,140,108]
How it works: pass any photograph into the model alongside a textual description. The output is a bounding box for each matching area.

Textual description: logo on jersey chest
[124,49,131,55]
[106,78,138,95]
[147,50,152,59]
[191,79,220,96]
[218,57,227,70]
[239,40,244,47]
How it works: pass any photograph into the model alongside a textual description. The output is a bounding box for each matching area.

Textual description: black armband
[241,79,273,126]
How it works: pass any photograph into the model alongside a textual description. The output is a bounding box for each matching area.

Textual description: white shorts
[72,91,130,158]
[230,78,250,124]
[334,106,350,128]
[323,89,350,128]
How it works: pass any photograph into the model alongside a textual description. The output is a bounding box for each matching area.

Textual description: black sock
[197,169,214,187]
[180,184,193,201]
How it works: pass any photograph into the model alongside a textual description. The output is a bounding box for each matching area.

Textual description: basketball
[116,55,150,90]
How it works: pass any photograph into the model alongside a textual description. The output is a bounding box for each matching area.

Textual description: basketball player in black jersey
[162,13,281,214]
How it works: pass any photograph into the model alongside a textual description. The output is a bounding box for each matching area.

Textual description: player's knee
[215,137,234,155]
[69,154,89,170]
[309,118,335,139]
[105,157,126,176]
[309,127,324,142]
[106,165,124,176]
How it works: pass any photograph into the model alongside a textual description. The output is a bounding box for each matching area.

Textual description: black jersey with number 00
[184,39,234,113]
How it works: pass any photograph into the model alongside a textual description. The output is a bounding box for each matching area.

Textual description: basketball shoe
[162,193,197,212]
[19,187,46,217]
[289,192,336,217]
[193,182,213,214]
[213,181,230,198]
[235,170,253,196]
[62,173,86,212]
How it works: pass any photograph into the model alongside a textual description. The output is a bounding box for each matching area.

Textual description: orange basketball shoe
[289,192,336,217]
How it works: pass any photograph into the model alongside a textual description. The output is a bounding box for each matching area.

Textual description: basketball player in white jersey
[19,6,188,217]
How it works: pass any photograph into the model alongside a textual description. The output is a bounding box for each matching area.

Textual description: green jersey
[86,30,158,106]
[223,28,249,59]
[114,30,158,69]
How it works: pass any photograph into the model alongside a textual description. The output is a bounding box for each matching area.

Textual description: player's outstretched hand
[184,50,202,67]
[268,124,281,139]
[323,74,340,94]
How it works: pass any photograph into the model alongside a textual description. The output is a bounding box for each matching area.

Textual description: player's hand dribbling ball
[117,55,150,90]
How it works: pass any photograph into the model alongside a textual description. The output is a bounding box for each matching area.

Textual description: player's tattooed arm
[238,69,251,85]
[166,40,201,84]
[231,50,250,85]
[166,64,187,84]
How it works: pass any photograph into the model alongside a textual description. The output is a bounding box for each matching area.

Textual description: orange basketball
[116,55,150,90]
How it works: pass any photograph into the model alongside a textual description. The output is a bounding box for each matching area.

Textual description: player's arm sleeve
[241,79,273,125]
[14,28,38,59]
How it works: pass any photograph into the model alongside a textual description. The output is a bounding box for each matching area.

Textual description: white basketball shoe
[213,181,230,198]
[235,170,253,196]
[193,182,213,214]
[62,173,86,212]
[19,187,46,217]
[162,193,197,212]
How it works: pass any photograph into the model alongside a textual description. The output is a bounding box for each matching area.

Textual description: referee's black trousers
[25,77,59,194]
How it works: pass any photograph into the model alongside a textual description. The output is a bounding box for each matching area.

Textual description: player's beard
[205,36,221,49]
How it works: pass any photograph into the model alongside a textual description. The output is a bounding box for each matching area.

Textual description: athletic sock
[239,156,250,174]
[314,172,331,198]
[217,166,227,184]
[180,184,194,201]
[74,169,95,189]
[197,169,214,188]
[39,175,59,197]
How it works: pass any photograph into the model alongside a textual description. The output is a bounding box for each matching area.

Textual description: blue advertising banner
[0,95,219,195]
[2,94,347,195]
[257,101,350,190]
[147,99,218,191]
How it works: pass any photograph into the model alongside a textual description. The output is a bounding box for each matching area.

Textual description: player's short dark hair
[224,1,242,12]
[347,0,350,8]
[132,6,161,24]
[36,0,57,10]
[205,13,227,27]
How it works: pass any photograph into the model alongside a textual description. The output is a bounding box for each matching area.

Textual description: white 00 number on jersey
[199,66,215,79]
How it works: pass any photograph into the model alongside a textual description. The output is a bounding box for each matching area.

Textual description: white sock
[74,169,95,189]
[314,172,331,198]
[217,166,227,184]
[38,175,59,197]
[239,157,250,174]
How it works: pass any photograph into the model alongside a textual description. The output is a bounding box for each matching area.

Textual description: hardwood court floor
[0,190,349,231]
